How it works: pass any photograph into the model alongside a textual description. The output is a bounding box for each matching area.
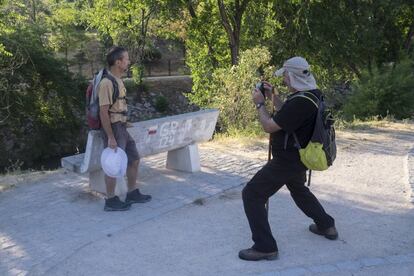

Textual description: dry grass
[349,120,414,131]
[200,133,270,160]
[0,170,51,193]
[211,135,268,149]
[336,117,414,131]
[204,119,414,154]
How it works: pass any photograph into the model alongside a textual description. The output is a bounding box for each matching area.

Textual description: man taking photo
[239,56,338,261]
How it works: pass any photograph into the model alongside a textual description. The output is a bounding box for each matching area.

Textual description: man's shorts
[102,122,140,164]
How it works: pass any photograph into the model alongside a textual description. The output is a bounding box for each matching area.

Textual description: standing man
[239,57,338,261]
[99,46,152,211]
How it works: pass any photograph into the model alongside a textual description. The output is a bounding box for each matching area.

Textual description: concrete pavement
[1,127,414,275]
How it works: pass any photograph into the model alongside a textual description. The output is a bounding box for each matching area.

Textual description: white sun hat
[101,147,128,178]
[274,56,317,91]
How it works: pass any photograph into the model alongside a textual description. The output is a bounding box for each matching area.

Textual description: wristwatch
[256,102,265,109]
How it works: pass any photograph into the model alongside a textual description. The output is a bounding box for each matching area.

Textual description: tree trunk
[136,8,153,84]
[65,47,69,72]
[217,0,250,65]
[404,21,414,53]
[31,0,37,23]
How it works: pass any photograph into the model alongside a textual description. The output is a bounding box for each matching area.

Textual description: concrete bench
[61,109,219,196]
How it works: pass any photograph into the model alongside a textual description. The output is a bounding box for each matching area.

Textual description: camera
[255,82,266,98]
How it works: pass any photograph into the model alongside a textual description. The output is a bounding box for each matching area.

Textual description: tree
[343,56,414,120]
[0,0,88,169]
[0,26,86,169]
[46,2,85,70]
[158,0,271,68]
[268,0,414,78]
[86,0,160,82]
[217,0,251,65]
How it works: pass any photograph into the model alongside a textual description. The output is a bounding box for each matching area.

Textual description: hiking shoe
[125,189,152,204]
[309,224,338,240]
[238,248,278,261]
[104,196,131,211]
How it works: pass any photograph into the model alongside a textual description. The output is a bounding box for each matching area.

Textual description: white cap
[101,147,128,178]
[274,56,317,91]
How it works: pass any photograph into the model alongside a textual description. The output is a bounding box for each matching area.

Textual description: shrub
[188,47,277,132]
[154,95,169,112]
[343,57,414,120]
[0,27,86,170]
[123,79,140,95]
[131,63,144,85]
[142,46,162,63]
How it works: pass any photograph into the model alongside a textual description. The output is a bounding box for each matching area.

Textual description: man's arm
[262,81,283,112]
[100,105,117,149]
[272,93,284,112]
[257,105,282,133]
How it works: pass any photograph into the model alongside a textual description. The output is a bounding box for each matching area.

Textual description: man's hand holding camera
[252,81,281,110]
[253,81,269,108]
[252,81,282,133]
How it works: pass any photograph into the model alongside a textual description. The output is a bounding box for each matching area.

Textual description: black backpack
[287,91,337,170]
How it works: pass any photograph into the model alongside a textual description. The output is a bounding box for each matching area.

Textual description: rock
[124,77,200,122]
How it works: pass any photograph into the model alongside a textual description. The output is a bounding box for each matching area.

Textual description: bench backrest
[129,109,219,157]
[63,109,219,174]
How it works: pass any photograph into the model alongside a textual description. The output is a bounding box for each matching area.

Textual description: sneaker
[309,224,338,240]
[125,189,152,204]
[238,248,278,261]
[104,196,131,211]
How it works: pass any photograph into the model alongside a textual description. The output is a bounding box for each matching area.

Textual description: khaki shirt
[98,73,127,123]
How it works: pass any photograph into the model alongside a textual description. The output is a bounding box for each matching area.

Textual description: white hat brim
[101,147,128,178]
[274,68,285,77]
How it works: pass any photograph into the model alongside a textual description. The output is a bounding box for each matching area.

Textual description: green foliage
[0,0,413,167]
[267,0,413,82]
[142,46,162,63]
[131,64,144,85]
[123,79,140,95]
[343,57,414,120]
[0,27,86,169]
[154,95,169,113]
[45,2,85,66]
[86,0,161,66]
[190,47,274,132]
[184,1,231,107]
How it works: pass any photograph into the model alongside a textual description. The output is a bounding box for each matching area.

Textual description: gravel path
[1,126,413,275]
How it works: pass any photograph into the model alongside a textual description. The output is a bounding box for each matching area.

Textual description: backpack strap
[292,132,302,149]
[283,133,289,150]
[283,91,320,150]
[101,69,120,104]
[307,170,312,186]
[283,132,302,150]
[288,91,319,109]
[92,70,104,98]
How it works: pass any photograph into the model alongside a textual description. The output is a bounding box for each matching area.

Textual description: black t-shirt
[271,90,321,167]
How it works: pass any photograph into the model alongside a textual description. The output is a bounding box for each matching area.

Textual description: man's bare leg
[104,174,130,211]
[125,159,152,203]
[105,175,116,198]
[127,159,139,192]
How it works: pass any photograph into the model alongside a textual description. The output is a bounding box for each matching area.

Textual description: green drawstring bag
[299,142,328,171]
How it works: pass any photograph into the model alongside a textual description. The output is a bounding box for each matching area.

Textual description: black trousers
[242,159,335,253]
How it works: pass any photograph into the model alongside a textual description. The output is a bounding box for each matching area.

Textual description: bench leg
[89,170,127,200]
[89,170,106,194]
[166,143,201,172]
